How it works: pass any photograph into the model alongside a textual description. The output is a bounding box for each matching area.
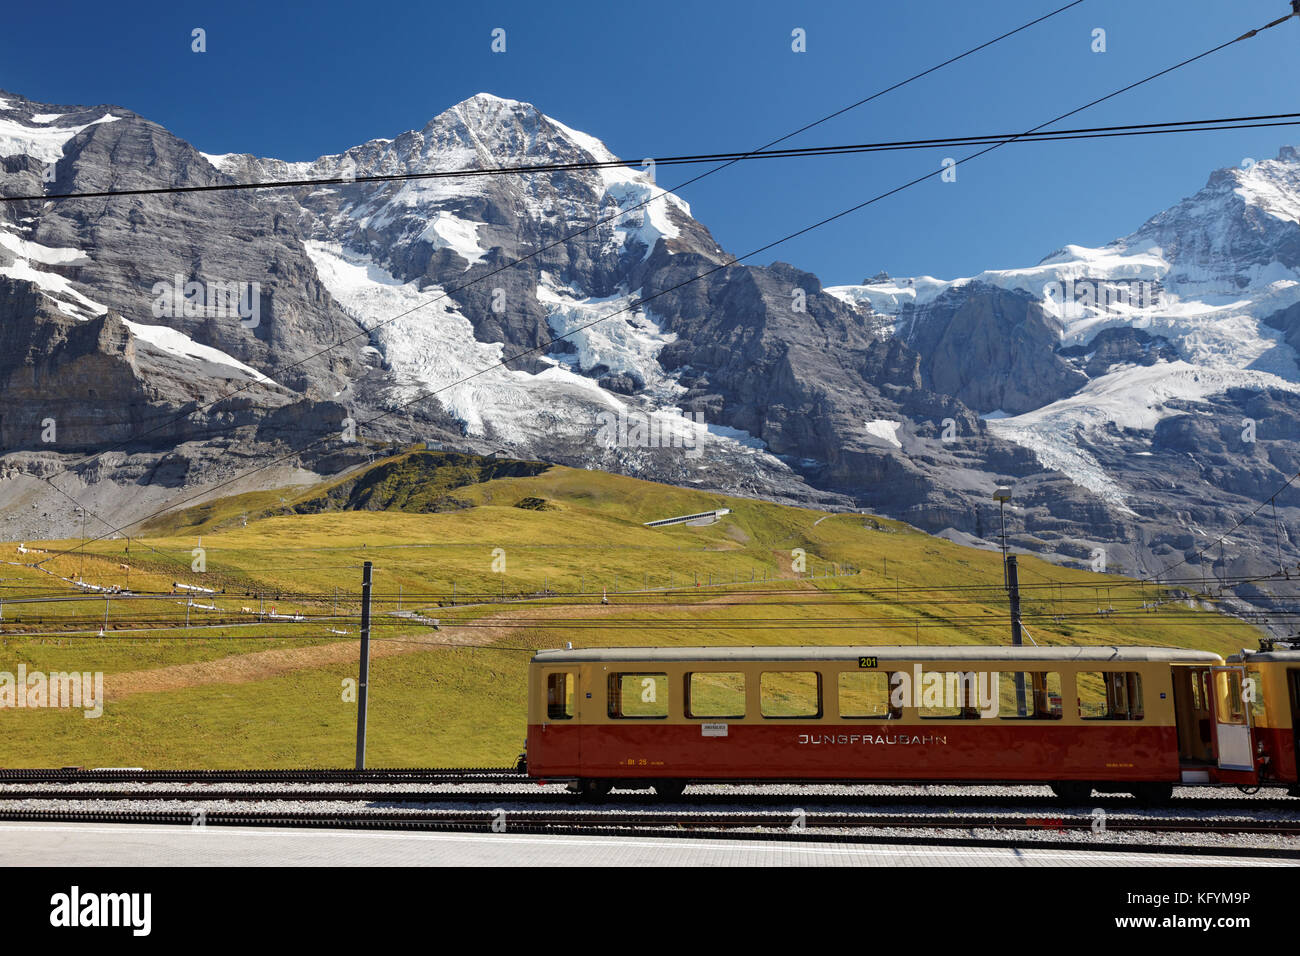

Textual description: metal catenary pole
[1007,554,1027,715]
[354,560,374,770]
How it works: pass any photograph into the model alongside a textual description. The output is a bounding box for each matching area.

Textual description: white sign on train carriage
[701,723,728,737]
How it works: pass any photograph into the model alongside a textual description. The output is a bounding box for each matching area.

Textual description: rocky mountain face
[827,144,1300,611]
[895,284,1087,414]
[3,87,1300,618]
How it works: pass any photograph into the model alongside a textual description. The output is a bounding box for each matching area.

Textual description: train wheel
[652,780,687,800]
[1132,783,1173,806]
[577,779,612,802]
[1049,782,1092,803]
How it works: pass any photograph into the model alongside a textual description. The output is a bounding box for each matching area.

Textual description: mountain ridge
[3,87,1300,619]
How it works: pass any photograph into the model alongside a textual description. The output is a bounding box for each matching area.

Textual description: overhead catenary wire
[8,564,1297,619]
[4,561,1289,603]
[1,603,1282,625]
[0,565,1270,601]
[0,583,1218,597]
[10,570,1292,634]
[0,604,1241,624]
[6,112,1298,204]
[0,568,1278,600]
[0,594,1141,618]
[1,613,1282,639]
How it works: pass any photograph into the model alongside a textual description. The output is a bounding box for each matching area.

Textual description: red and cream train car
[524,645,1300,800]
[1229,646,1300,787]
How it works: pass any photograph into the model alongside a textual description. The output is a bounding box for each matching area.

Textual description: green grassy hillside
[0,449,1261,768]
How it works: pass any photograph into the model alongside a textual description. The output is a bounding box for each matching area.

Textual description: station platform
[1,822,1292,867]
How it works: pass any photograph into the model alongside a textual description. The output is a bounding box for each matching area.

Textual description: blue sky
[3,0,1299,285]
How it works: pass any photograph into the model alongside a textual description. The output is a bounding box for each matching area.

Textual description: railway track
[0,787,1295,813]
[5,768,1298,799]
[1,806,1296,860]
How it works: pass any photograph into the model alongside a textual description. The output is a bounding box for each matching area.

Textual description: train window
[838,671,892,718]
[686,672,746,718]
[608,673,669,719]
[1245,670,1266,721]
[1213,671,1248,724]
[760,672,822,718]
[546,672,574,720]
[918,672,985,719]
[996,672,1063,719]
[1077,671,1144,720]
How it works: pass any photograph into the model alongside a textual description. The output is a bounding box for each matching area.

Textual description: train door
[540,669,581,771]
[1171,665,1214,764]
[1209,666,1254,772]
[1290,669,1300,780]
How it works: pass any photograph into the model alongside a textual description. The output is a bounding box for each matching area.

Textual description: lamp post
[993,485,1012,590]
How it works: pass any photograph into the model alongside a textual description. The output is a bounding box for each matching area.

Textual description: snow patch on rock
[123,320,276,384]
[305,241,625,441]
[863,419,903,448]
[418,211,487,267]
[0,112,120,163]
[987,361,1300,507]
[0,228,104,318]
[547,114,689,259]
[536,273,682,400]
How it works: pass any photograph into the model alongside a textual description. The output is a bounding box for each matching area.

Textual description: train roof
[1229,649,1300,663]
[532,645,1224,664]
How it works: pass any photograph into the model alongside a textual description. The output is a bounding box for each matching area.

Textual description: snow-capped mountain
[828,144,1300,587]
[210,94,713,451]
[0,89,930,537]
[3,85,1300,604]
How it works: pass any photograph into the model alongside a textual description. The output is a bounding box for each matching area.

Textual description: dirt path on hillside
[104,585,815,700]
[104,620,514,700]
